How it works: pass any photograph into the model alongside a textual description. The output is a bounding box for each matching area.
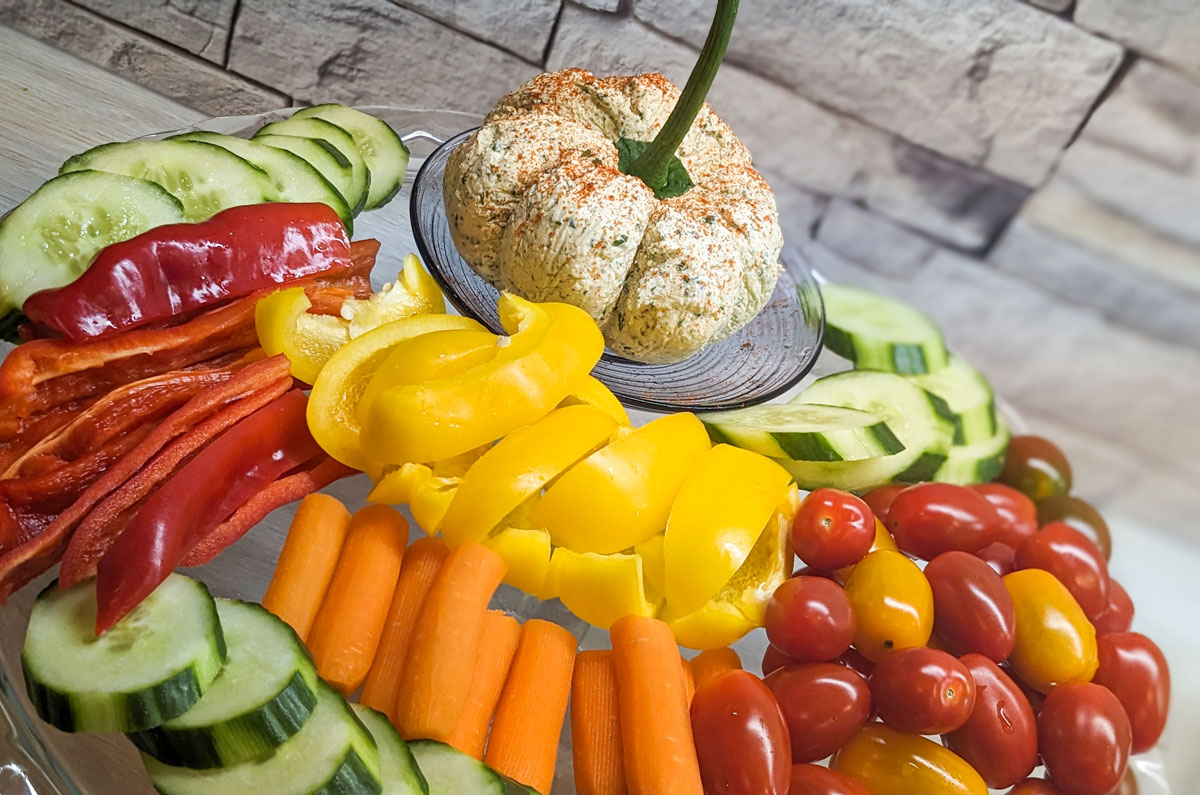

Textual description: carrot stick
[681,657,696,707]
[395,541,507,741]
[571,650,627,795]
[610,616,703,795]
[261,493,351,641]
[690,647,742,691]
[306,505,407,696]
[443,610,521,758]
[485,619,577,794]
[359,536,451,722]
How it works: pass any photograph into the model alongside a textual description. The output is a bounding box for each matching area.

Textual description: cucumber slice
[255,117,370,215]
[702,403,904,462]
[352,705,429,795]
[21,574,225,734]
[60,140,275,223]
[292,105,409,210]
[933,422,1012,485]
[143,684,382,795]
[909,354,997,445]
[783,370,953,492]
[254,133,357,214]
[168,131,354,232]
[129,600,319,769]
[0,170,185,316]
[822,283,949,375]
[409,740,535,794]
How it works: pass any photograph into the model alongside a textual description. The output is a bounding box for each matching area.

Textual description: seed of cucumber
[292,104,409,210]
[822,282,949,375]
[255,117,370,215]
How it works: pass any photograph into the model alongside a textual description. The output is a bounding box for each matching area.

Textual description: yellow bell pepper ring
[662,445,793,617]
[531,412,711,555]
[255,287,350,385]
[547,547,659,630]
[1004,568,1098,693]
[560,375,630,426]
[367,463,458,536]
[635,533,667,602]
[661,598,756,651]
[307,313,485,471]
[357,294,604,465]
[483,526,554,600]
[439,404,619,548]
[341,253,445,338]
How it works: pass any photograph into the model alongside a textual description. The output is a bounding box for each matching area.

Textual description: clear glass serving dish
[0,108,1177,795]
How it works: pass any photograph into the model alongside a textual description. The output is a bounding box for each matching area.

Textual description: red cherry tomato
[869,647,976,734]
[1004,664,1046,714]
[788,764,870,795]
[1093,579,1134,634]
[691,670,792,795]
[1000,435,1073,501]
[793,565,838,580]
[765,576,856,662]
[1007,780,1065,795]
[972,482,1038,549]
[886,483,1001,559]
[1092,632,1170,753]
[1035,494,1111,560]
[792,489,877,570]
[925,550,1016,662]
[943,654,1038,788]
[763,644,791,677]
[834,647,876,679]
[1038,682,1132,795]
[765,663,871,763]
[976,541,1017,576]
[1015,522,1110,620]
[862,484,906,525]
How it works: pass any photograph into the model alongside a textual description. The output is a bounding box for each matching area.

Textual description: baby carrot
[395,541,507,741]
[690,647,742,691]
[306,505,408,695]
[485,619,577,794]
[359,536,450,722]
[571,650,627,795]
[261,493,351,641]
[444,610,521,758]
[611,615,703,795]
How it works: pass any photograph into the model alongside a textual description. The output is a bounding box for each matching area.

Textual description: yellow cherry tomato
[531,412,711,554]
[1004,568,1098,693]
[560,374,630,426]
[844,549,933,662]
[835,517,898,582]
[547,548,658,629]
[483,526,553,600]
[832,724,987,795]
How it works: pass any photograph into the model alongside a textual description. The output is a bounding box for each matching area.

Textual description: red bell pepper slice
[23,203,353,341]
[94,388,319,632]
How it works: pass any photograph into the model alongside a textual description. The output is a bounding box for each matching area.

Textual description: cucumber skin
[352,705,429,795]
[313,747,383,795]
[824,323,949,375]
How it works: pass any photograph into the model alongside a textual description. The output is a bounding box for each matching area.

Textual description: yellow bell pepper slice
[635,533,666,602]
[440,404,618,547]
[255,287,350,385]
[560,375,630,426]
[483,526,554,600]
[307,314,484,470]
[531,412,711,554]
[367,463,458,535]
[662,445,793,617]
[548,547,659,630]
[358,294,604,465]
[340,253,445,338]
[661,598,756,651]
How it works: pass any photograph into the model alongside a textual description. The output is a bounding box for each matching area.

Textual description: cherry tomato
[1038,682,1132,795]
[762,644,791,677]
[869,647,976,734]
[1004,664,1046,714]
[925,550,1016,661]
[1015,522,1110,621]
[691,670,791,795]
[1092,579,1135,634]
[834,647,876,679]
[976,541,1017,577]
[792,565,838,581]
[887,483,1001,560]
[788,764,870,795]
[1000,435,1072,501]
[1006,780,1064,795]
[831,723,987,795]
[862,484,906,525]
[766,576,856,662]
[972,482,1038,549]
[1004,569,1098,693]
[844,550,933,662]
[833,518,897,583]
[943,654,1038,788]
[792,488,877,570]
[765,663,871,763]
[1092,632,1170,753]
[1035,494,1112,560]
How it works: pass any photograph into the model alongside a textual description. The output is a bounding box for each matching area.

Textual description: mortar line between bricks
[542,1,569,68]
[1064,48,1136,150]
[389,1,544,66]
[224,0,242,68]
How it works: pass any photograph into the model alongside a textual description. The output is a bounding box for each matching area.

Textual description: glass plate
[0,108,1175,795]
[411,128,824,412]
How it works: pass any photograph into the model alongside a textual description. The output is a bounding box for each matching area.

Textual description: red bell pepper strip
[94,388,320,633]
[23,203,353,342]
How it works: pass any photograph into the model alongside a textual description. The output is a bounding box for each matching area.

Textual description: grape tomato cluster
[690,435,1170,795]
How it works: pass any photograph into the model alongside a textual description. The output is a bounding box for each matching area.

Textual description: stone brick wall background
[2,0,1199,539]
